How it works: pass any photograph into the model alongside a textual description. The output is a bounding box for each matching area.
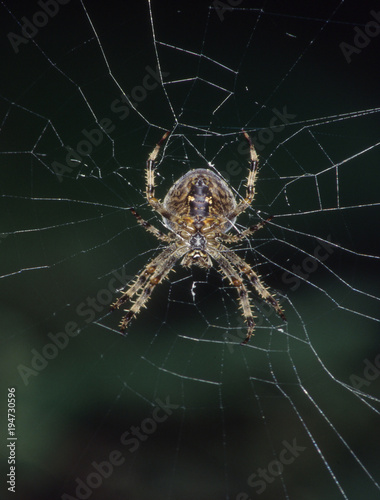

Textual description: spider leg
[145,131,196,234]
[145,131,190,231]
[111,244,186,332]
[222,246,286,322]
[145,131,174,220]
[218,216,273,245]
[208,248,256,345]
[111,244,177,310]
[225,131,259,221]
[129,208,175,243]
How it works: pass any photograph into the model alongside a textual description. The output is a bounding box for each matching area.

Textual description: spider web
[1,1,380,499]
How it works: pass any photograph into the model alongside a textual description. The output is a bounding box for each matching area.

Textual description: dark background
[1,1,380,499]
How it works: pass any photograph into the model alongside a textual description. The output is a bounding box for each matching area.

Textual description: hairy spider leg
[217,216,274,244]
[129,207,175,243]
[145,131,173,218]
[221,246,286,322]
[145,131,191,231]
[225,131,259,221]
[111,244,186,332]
[111,244,177,310]
[208,247,256,345]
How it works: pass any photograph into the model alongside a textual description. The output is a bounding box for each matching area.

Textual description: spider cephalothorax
[111,131,286,344]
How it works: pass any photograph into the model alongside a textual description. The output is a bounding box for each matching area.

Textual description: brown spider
[111,131,286,344]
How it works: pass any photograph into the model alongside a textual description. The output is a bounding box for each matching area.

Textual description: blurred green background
[1,1,380,499]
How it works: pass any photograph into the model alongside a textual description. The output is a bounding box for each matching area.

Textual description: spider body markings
[111,131,286,344]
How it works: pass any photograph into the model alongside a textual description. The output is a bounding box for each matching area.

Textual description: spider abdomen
[163,168,236,232]
[188,180,211,218]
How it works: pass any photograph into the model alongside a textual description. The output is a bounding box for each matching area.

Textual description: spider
[111,131,286,344]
